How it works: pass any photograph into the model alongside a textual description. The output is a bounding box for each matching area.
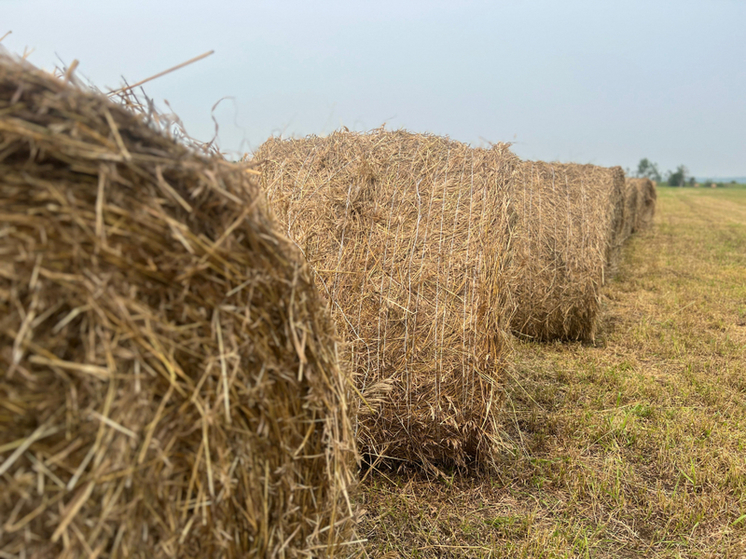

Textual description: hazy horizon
[3,0,745,177]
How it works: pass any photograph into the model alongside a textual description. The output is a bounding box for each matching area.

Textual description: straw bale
[0,54,355,558]
[621,174,639,241]
[508,162,626,341]
[255,130,514,469]
[625,178,657,232]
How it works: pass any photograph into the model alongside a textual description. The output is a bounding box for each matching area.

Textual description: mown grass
[357,186,746,558]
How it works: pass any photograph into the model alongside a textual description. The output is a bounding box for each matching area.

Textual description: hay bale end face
[509,161,626,341]
[0,56,355,557]
[256,130,515,470]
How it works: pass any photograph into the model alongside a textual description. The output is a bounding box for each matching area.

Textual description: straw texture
[256,130,514,469]
[0,54,355,558]
[508,162,626,341]
[625,177,657,232]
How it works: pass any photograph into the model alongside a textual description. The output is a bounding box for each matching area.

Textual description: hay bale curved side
[0,57,355,558]
[509,162,625,341]
[621,173,639,242]
[607,166,628,269]
[256,130,514,469]
[626,177,657,232]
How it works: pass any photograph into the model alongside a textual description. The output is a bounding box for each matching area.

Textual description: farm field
[358,186,746,558]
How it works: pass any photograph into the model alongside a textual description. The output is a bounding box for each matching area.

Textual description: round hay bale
[0,55,355,557]
[625,177,657,232]
[256,130,514,470]
[509,162,626,341]
[621,173,639,240]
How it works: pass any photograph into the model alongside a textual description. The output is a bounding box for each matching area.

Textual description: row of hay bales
[255,130,656,471]
[0,55,356,557]
[0,53,656,557]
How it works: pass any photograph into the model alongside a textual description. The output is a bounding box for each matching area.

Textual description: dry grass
[256,130,515,470]
[509,162,626,342]
[0,54,356,558]
[358,185,746,558]
[626,177,657,233]
[621,174,639,242]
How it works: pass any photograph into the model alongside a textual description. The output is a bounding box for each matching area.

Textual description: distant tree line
[634,159,740,187]
[635,159,691,186]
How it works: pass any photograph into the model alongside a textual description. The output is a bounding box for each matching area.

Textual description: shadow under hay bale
[256,130,514,470]
[0,54,356,558]
[508,162,626,342]
[626,177,657,232]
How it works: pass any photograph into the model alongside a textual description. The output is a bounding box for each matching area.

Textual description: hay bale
[0,55,355,558]
[256,130,514,469]
[621,174,639,241]
[626,178,657,232]
[508,162,626,341]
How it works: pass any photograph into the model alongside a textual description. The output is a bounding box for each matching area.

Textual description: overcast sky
[4,0,745,177]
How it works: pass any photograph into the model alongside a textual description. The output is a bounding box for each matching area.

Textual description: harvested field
[0,55,355,558]
[256,130,515,470]
[508,162,626,341]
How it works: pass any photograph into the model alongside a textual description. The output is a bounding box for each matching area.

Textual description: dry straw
[625,178,657,232]
[256,130,515,470]
[0,53,356,557]
[508,161,626,341]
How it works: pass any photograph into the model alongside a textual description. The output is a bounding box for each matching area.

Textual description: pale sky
[3,0,745,177]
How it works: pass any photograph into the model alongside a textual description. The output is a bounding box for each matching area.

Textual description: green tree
[636,158,662,182]
[667,164,689,187]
